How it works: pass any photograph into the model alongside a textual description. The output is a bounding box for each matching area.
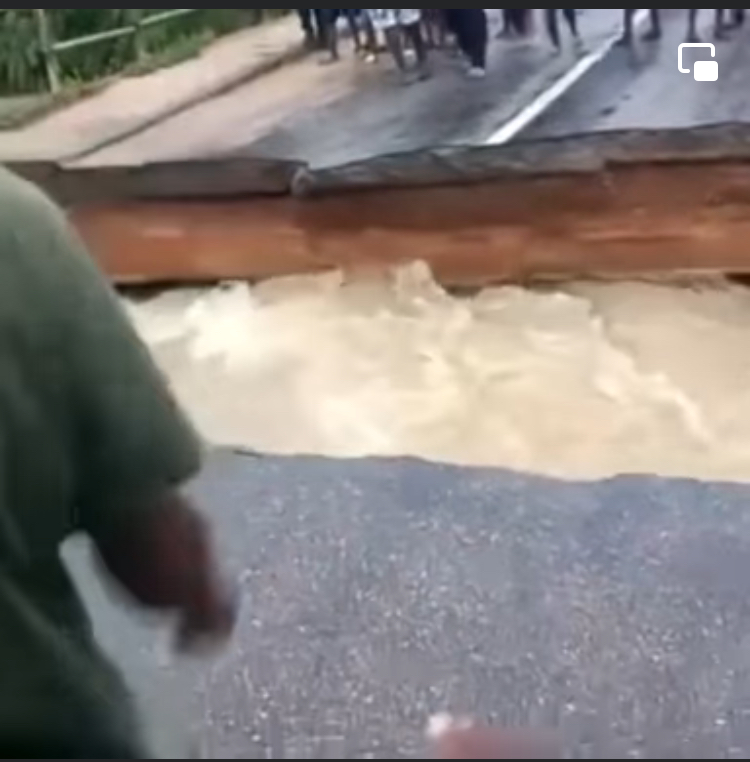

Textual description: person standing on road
[366,10,430,82]
[444,9,490,78]
[687,9,745,42]
[545,9,581,51]
[297,9,320,48]
[316,9,367,63]
[423,8,449,49]
[503,9,532,37]
[619,8,662,45]
[0,166,236,757]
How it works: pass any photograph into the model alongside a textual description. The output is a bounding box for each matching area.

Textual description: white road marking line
[484,9,648,145]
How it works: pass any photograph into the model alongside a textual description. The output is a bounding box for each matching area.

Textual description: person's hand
[97,491,239,655]
[176,575,238,655]
[429,715,557,759]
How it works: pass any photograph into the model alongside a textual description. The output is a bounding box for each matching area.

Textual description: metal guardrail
[34,9,199,93]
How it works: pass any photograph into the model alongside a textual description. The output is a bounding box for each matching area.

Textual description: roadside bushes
[0,10,287,95]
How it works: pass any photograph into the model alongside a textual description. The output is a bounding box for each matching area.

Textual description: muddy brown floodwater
[126,264,750,483]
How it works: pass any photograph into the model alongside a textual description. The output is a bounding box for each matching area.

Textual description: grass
[0,27,230,130]
[0,10,289,130]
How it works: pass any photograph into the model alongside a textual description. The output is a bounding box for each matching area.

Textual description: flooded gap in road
[125,263,750,483]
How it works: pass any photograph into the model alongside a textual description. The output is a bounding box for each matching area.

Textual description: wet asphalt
[523,8,750,140]
[74,452,750,759]
[80,9,624,169]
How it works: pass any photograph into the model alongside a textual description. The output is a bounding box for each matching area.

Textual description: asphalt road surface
[77,10,750,172]
[75,452,750,759]
[79,9,625,169]
[69,9,750,760]
[524,9,750,140]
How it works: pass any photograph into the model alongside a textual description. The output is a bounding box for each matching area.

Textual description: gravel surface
[73,451,750,758]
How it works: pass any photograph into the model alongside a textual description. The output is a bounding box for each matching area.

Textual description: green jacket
[0,168,201,756]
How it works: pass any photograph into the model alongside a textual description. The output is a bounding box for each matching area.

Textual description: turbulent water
[126,264,750,482]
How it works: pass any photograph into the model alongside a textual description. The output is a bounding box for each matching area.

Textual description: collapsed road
[49,9,750,759]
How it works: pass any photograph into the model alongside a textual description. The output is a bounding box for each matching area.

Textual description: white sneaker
[467,67,487,79]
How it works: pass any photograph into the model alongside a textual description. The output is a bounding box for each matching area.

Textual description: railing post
[128,9,146,62]
[34,8,61,93]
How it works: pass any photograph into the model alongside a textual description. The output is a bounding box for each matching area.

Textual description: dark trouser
[297,8,315,37]
[546,9,578,48]
[315,9,362,58]
[445,9,489,69]
[382,21,428,72]
[423,8,448,47]
[505,9,530,35]
[403,21,428,66]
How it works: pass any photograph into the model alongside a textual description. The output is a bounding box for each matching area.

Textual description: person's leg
[498,9,512,37]
[735,8,747,26]
[518,9,531,35]
[319,9,340,61]
[311,9,323,45]
[383,25,408,72]
[428,9,449,48]
[474,9,489,69]
[327,13,340,60]
[445,9,464,54]
[546,9,561,49]
[441,9,461,54]
[563,9,579,38]
[444,8,462,45]
[422,9,437,47]
[435,10,449,47]
[645,8,662,39]
[687,8,703,41]
[507,9,522,36]
[715,9,731,39]
[650,8,662,36]
[297,9,316,46]
[344,9,363,51]
[403,21,429,70]
[465,9,488,75]
[312,9,331,52]
[619,8,635,44]
[361,12,379,57]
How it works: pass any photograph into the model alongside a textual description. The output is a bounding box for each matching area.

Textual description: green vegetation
[0,9,287,96]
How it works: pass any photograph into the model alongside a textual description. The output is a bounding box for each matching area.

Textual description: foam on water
[126,264,750,481]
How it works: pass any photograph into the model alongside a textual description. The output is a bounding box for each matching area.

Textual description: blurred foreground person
[0,167,235,757]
